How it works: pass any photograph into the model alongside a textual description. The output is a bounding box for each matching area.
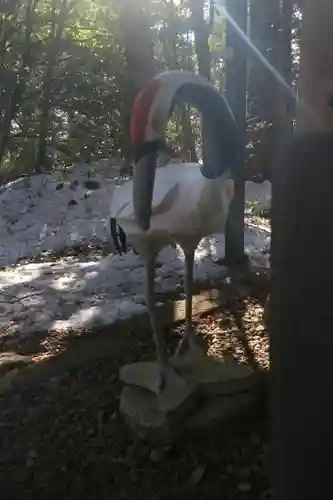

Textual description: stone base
[120,353,254,406]
[119,354,258,440]
[120,385,179,443]
[120,361,197,413]
[120,384,258,443]
[171,352,255,396]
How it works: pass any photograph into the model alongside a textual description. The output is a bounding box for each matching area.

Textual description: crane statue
[110,70,239,396]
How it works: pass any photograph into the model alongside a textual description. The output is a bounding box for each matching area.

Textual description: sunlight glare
[214,2,318,124]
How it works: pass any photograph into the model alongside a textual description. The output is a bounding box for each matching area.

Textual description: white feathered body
[110,163,234,256]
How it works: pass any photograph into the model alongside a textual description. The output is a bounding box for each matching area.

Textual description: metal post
[224,0,248,268]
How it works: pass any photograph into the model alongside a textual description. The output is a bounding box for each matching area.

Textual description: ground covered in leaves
[0,294,270,500]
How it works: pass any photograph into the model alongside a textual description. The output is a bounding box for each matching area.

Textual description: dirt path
[0,271,271,500]
[0,266,269,390]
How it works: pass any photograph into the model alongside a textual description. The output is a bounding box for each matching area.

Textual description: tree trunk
[277,0,294,140]
[189,0,211,80]
[224,0,247,267]
[189,0,212,164]
[115,0,157,159]
[36,0,70,170]
[248,0,280,122]
[117,0,156,88]
[180,105,198,162]
[271,1,333,498]
[0,96,17,162]
[248,0,281,180]
[0,0,21,57]
[0,0,36,164]
[166,1,197,163]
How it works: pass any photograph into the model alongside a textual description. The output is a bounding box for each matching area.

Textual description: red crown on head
[130,78,160,146]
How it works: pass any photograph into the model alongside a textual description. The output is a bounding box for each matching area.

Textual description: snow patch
[0,232,270,340]
[0,162,125,268]
[0,167,271,340]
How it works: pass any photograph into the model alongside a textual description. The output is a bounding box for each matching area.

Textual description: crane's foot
[174,325,206,358]
[156,361,189,394]
[156,361,178,393]
[155,360,196,413]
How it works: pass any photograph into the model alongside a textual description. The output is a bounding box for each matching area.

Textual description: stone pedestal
[119,353,258,441]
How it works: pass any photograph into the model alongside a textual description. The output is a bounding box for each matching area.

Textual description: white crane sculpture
[110,70,238,394]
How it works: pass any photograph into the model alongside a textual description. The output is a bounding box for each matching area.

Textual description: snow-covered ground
[0,162,271,340]
[0,161,125,268]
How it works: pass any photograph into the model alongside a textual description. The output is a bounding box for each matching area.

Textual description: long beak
[133,151,157,231]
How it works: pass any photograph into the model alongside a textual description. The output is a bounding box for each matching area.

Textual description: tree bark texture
[271,1,333,498]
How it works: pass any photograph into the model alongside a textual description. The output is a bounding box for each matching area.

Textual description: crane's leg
[145,257,174,392]
[175,249,205,357]
[118,224,127,254]
[110,218,121,254]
